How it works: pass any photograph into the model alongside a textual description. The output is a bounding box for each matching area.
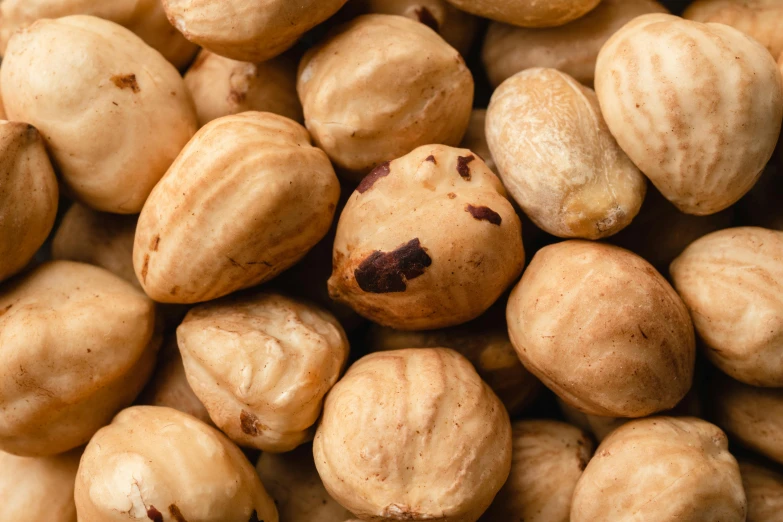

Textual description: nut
[0,121,58,283]
[177,292,349,452]
[74,406,279,522]
[685,0,783,57]
[314,348,512,521]
[486,68,647,239]
[507,241,695,417]
[739,460,783,522]
[557,399,629,442]
[595,13,783,215]
[459,109,497,175]
[1,15,197,213]
[571,417,746,522]
[443,0,600,28]
[328,144,524,330]
[671,227,783,386]
[133,112,340,304]
[0,261,159,456]
[298,15,473,179]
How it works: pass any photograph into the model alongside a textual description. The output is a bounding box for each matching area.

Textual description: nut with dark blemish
[147,506,163,522]
[354,238,432,293]
[150,235,160,252]
[141,255,150,284]
[169,504,188,522]
[465,204,502,226]
[248,510,261,522]
[457,155,475,180]
[425,155,437,164]
[415,7,440,32]
[357,161,391,194]
[111,74,140,93]
[240,410,267,436]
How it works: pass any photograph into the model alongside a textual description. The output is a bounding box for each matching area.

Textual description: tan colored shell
[571,417,746,522]
[487,68,646,239]
[507,241,695,417]
[595,13,783,215]
[482,0,668,87]
[1,15,197,214]
[0,261,159,456]
[671,227,783,386]
[0,121,58,283]
[74,406,279,522]
[298,15,473,179]
[328,144,524,330]
[184,50,302,127]
[444,0,600,27]
[314,348,512,522]
[739,461,783,522]
[459,110,496,175]
[481,420,594,522]
[133,112,340,304]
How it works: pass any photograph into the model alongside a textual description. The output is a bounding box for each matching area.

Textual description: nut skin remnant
[739,460,783,522]
[459,110,496,174]
[444,0,600,28]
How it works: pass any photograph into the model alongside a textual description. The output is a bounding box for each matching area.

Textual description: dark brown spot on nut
[240,410,267,436]
[357,161,391,193]
[249,511,261,522]
[111,74,140,93]
[150,235,160,252]
[170,286,180,296]
[354,238,432,293]
[147,506,163,522]
[447,193,456,199]
[169,504,188,522]
[141,255,150,284]
[415,7,440,31]
[425,155,437,164]
[466,204,501,226]
[457,155,475,180]
[228,88,247,104]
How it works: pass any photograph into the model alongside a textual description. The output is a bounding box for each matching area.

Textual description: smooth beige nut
[185,50,302,127]
[298,15,473,179]
[481,420,594,522]
[0,122,58,283]
[671,227,783,386]
[315,348,512,522]
[1,16,197,213]
[571,417,746,522]
[459,110,496,175]
[444,0,600,27]
[507,241,695,417]
[740,460,783,522]
[134,112,340,304]
[0,261,159,456]
[329,144,524,330]
[74,406,278,522]
[595,13,783,215]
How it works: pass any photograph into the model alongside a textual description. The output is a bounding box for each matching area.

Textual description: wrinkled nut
[459,110,497,175]
[1,16,197,214]
[298,15,473,179]
[74,406,279,522]
[507,241,695,417]
[739,460,783,522]
[314,348,512,522]
[571,417,746,522]
[133,112,340,304]
[595,13,783,215]
[444,0,600,27]
[487,68,646,239]
[328,144,524,330]
[671,227,783,387]
[481,420,594,522]
[0,122,58,283]
[177,292,349,452]
[0,261,159,456]
[185,50,302,127]
[482,0,668,87]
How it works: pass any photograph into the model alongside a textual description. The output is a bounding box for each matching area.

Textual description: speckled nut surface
[459,110,496,175]
[133,112,340,304]
[685,0,783,57]
[482,0,668,87]
[481,420,593,522]
[1,15,197,214]
[0,121,58,283]
[595,13,783,215]
[184,50,302,127]
[328,144,524,330]
[571,417,746,522]
[739,461,783,522]
[177,292,349,452]
[487,68,646,239]
[298,15,473,180]
[74,406,279,522]
[507,241,695,417]
[444,0,600,27]
[0,261,159,456]
[314,348,512,522]
[670,227,783,386]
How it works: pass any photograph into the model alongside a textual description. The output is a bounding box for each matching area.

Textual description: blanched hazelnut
[459,109,496,175]
[444,0,600,28]
[314,348,511,521]
[739,460,783,522]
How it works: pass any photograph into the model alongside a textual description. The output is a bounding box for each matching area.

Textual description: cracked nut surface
[444,0,600,27]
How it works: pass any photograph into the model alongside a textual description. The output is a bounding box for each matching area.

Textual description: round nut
[314,348,512,521]
[298,15,473,179]
[1,15,197,213]
[595,13,783,215]
[0,121,58,283]
[74,406,279,522]
[443,0,600,28]
[670,227,783,386]
[0,261,159,456]
[486,68,647,239]
[507,241,695,417]
[739,460,783,521]
[459,109,497,175]
[571,417,746,522]
[133,112,340,304]
[328,144,524,330]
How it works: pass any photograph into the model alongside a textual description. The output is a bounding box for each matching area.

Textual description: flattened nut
[739,460,783,522]
[444,0,600,27]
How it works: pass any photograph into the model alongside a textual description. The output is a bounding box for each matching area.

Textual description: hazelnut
[314,348,511,521]
[739,460,783,521]
[328,144,524,330]
[298,15,473,179]
[1,15,197,214]
[459,109,497,175]
[74,406,279,522]
[133,112,340,304]
[443,0,600,28]
[557,399,629,442]
[595,13,783,215]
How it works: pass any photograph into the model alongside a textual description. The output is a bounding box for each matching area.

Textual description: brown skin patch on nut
[150,235,160,252]
[447,192,456,199]
[111,74,140,93]
[249,511,261,522]
[228,89,247,105]
[169,504,188,522]
[465,204,502,226]
[457,155,475,180]
[425,155,437,164]
[354,238,432,293]
[0,304,12,317]
[415,7,440,31]
[357,161,391,193]
[170,286,180,296]
[141,255,150,284]
[147,506,163,522]
[240,410,268,436]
